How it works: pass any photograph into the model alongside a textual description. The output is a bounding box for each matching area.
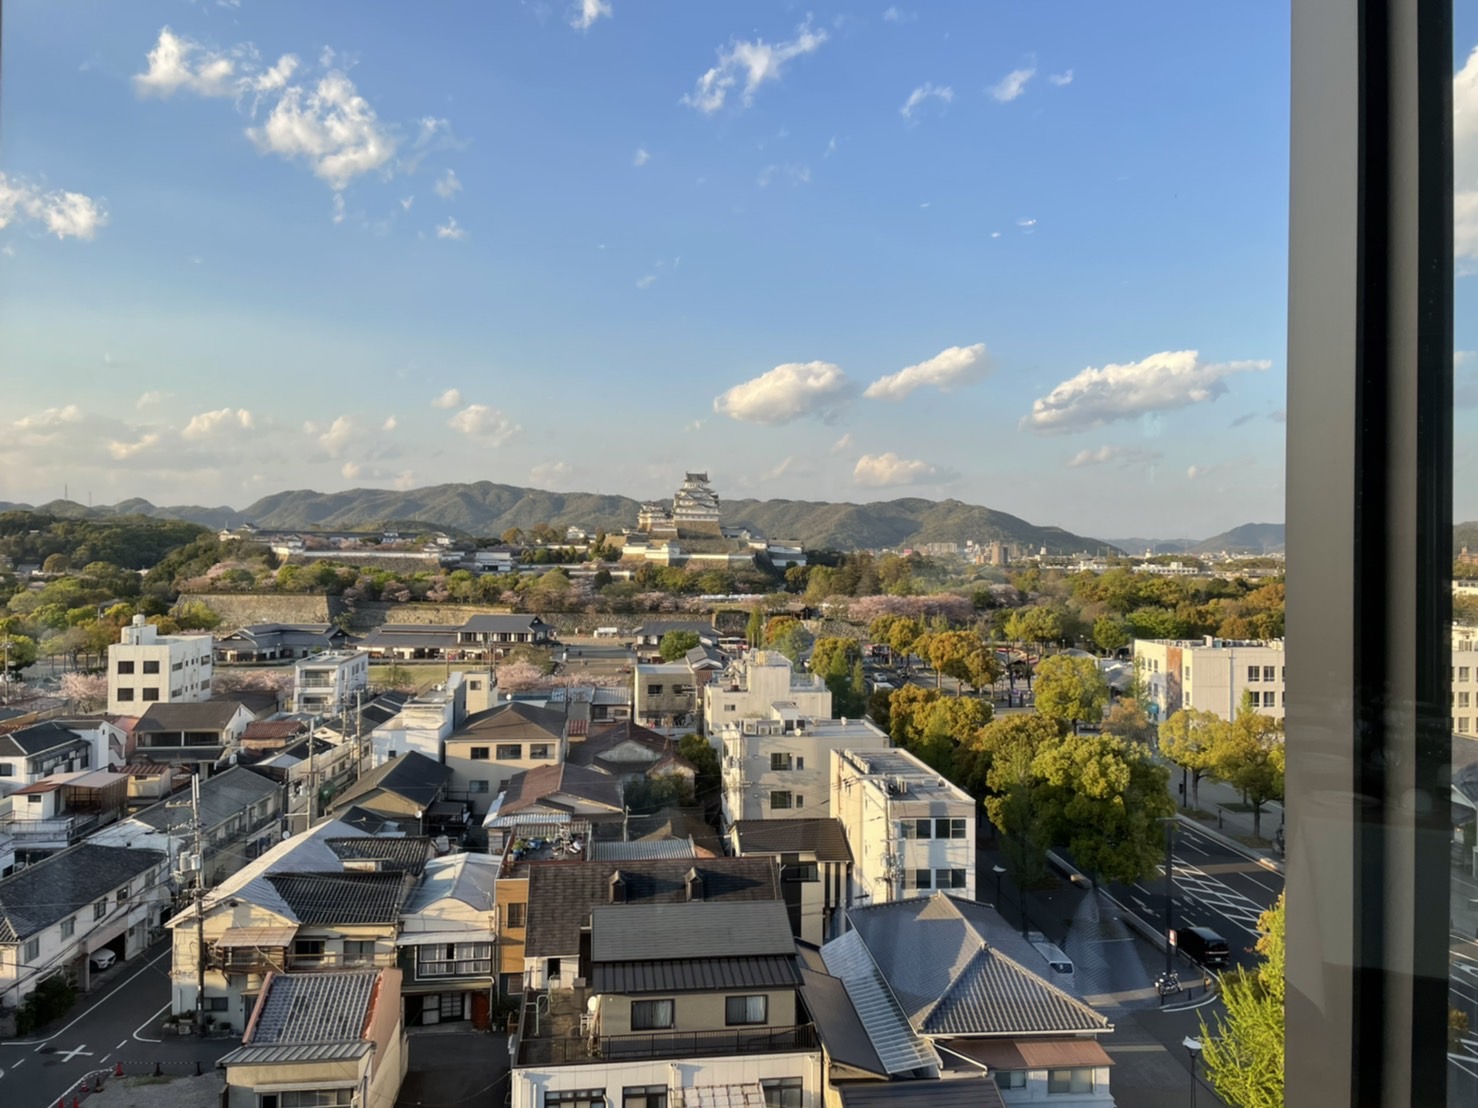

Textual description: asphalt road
[0,938,234,1108]
[1107,822,1285,971]
[1451,931,1478,1104]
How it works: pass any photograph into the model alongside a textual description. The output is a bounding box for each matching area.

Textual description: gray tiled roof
[0,722,90,758]
[460,614,549,633]
[132,765,279,833]
[844,894,1111,1037]
[586,839,697,862]
[453,701,567,740]
[592,955,800,995]
[799,966,888,1077]
[326,837,433,874]
[330,751,450,811]
[136,700,248,732]
[0,845,167,942]
[498,763,624,816]
[590,900,795,962]
[227,970,380,1063]
[524,857,779,958]
[732,818,854,863]
[821,930,940,1076]
[265,871,411,925]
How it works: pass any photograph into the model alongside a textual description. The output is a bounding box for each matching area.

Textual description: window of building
[470,746,490,760]
[1462,718,1471,734]
[26,794,40,805]
[1263,665,1276,682]
[1264,691,1277,707]
[418,942,493,977]
[116,885,129,902]
[794,755,804,770]
[61,917,75,939]
[1047,1069,1094,1094]
[770,752,791,771]
[23,938,39,962]
[725,995,767,1025]
[94,898,107,920]
[936,868,966,889]
[913,869,932,889]
[630,999,674,1030]
[0,765,11,777]
[914,818,932,839]
[141,687,159,701]
[506,902,527,928]
[143,660,160,674]
[794,794,804,809]
[760,1079,802,1108]
[342,940,375,964]
[623,1087,667,1108]
[1461,667,1470,683]
[994,1071,1026,1090]
[293,938,324,961]
[783,861,819,882]
[208,996,229,1012]
[530,743,551,759]
[769,791,792,810]
[117,688,135,702]
[261,1092,354,1108]
[544,1092,605,1108]
[1461,692,1470,709]
[1248,666,1260,682]
[469,781,489,794]
[936,817,967,839]
[647,684,663,696]
[116,660,135,674]
[724,703,736,712]
[495,744,522,759]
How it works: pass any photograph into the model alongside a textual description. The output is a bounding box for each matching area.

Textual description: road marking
[12,1059,22,1068]
[133,1001,171,1043]
[1,946,170,1048]
[1180,839,1210,856]
[115,1040,126,1051]
[99,1054,110,1065]
[56,1045,92,1062]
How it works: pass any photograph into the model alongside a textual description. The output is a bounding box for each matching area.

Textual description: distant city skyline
[2,3,1475,534]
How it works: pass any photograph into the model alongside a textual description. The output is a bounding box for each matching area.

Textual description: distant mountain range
[2,482,1114,554]
[1106,523,1286,556]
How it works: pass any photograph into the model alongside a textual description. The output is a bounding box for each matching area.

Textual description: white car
[88,949,116,971]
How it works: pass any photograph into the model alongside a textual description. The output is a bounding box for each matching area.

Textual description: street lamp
[1183,1036,1203,1106]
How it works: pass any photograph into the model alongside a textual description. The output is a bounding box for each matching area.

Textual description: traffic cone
[114,1062,123,1077]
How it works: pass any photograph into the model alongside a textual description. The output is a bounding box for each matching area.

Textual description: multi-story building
[443,701,568,815]
[0,722,95,797]
[703,650,832,737]
[292,650,370,716]
[633,662,701,730]
[1133,636,1286,722]
[728,818,853,945]
[1450,625,1478,736]
[720,708,891,829]
[831,748,977,905]
[107,615,213,716]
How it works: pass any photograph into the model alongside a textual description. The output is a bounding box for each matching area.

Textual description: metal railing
[518,1021,817,1066]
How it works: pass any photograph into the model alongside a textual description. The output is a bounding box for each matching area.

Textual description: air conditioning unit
[179,854,202,872]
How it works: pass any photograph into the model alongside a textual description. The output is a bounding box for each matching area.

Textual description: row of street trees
[1159,692,1286,836]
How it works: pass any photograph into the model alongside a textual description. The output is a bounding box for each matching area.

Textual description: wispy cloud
[854,452,954,488]
[435,217,466,240]
[1067,445,1163,468]
[882,7,916,24]
[633,147,650,167]
[0,172,108,240]
[989,65,1036,103]
[900,82,953,121]
[756,163,810,188]
[683,19,827,114]
[569,0,612,32]
[433,169,462,199]
[1049,70,1074,86]
[181,407,254,440]
[636,274,658,289]
[830,433,854,454]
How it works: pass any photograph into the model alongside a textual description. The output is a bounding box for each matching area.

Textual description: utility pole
[191,773,206,1037]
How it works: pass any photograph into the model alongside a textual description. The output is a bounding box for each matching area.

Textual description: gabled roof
[132,765,279,833]
[797,961,888,1077]
[590,900,795,961]
[0,845,167,942]
[821,929,940,1075]
[221,969,383,1066]
[0,721,90,757]
[265,871,412,925]
[242,720,310,744]
[136,700,250,732]
[403,852,499,916]
[732,818,854,863]
[842,894,1111,1037]
[525,857,780,958]
[498,763,624,816]
[460,614,548,632]
[452,701,567,741]
[567,721,695,776]
[330,751,451,812]
[326,837,433,874]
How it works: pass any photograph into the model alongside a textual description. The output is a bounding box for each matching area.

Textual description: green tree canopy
[1159,707,1224,809]
[1101,697,1153,747]
[677,733,720,797]
[658,630,701,661]
[1211,693,1286,837]
[1200,894,1284,1107]
[1092,615,1132,655]
[810,636,862,677]
[1032,654,1109,732]
[0,632,38,672]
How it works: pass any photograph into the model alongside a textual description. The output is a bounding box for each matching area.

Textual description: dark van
[1177,926,1230,969]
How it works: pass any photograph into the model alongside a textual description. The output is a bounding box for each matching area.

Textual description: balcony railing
[518,1019,816,1066]
[2,813,99,844]
[211,949,398,974]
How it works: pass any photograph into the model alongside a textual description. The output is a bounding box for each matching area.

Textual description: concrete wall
[596,988,797,1036]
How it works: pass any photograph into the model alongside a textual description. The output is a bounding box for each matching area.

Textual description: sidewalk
[1178,776,1284,862]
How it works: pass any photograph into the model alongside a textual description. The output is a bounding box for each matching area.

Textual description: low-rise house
[832,748,978,905]
[703,650,833,738]
[44,715,131,771]
[729,818,854,945]
[548,685,632,726]
[133,700,255,776]
[565,720,695,785]
[720,709,892,829]
[0,844,168,1007]
[213,623,352,663]
[511,859,819,1108]
[369,679,468,767]
[443,702,568,815]
[630,620,720,654]
[167,820,426,1030]
[240,736,358,832]
[456,614,553,648]
[88,765,283,885]
[3,770,128,858]
[218,968,407,1108]
[357,615,552,662]
[293,650,371,716]
[327,751,463,840]
[822,895,1115,1106]
[0,722,95,798]
[489,763,625,828]
[398,851,500,1028]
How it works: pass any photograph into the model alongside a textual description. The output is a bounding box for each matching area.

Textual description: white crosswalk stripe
[1159,860,1271,936]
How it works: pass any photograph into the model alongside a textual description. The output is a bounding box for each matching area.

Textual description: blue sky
[0,1,1472,539]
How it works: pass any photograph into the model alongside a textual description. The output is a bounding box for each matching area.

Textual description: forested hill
[1,482,1111,554]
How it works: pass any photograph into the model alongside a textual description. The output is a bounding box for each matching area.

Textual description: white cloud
[382,415,398,431]
[432,388,462,409]
[251,54,300,94]
[1049,70,1074,86]
[757,163,810,188]
[830,432,854,454]
[854,452,951,488]
[448,404,520,445]
[713,361,856,425]
[433,168,462,199]
[435,217,466,240]
[1023,349,1272,433]
[247,71,396,189]
[824,136,838,157]
[989,66,1036,103]
[15,405,83,431]
[530,460,575,485]
[864,343,991,401]
[136,391,168,409]
[882,7,915,23]
[133,27,241,98]
[900,82,953,120]
[330,193,346,224]
[636,274,658,289]
[633,147,650,167]
[0,172,108,240]
[341,461,362,479]
[1067,444,1163,468]
[392,471,417,491]
[181,407,254,440]
[400,196,414,211]
[1455,46,1478,261]
[683,20,827,114]
[570,0,612,32]
[316,415,355,455]
[1016,216,1036,229]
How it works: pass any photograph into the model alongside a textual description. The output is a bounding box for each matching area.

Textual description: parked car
[88,949,117,971]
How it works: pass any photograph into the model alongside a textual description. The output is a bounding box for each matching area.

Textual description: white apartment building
[293,650,370,715]
[703,650,832,737]
[1133,636,1286,723]
[108,615,214,716]
[719,707,890,829]
[1449,625,1478,736]
[370,674,468,766]
[831,747,977,905]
